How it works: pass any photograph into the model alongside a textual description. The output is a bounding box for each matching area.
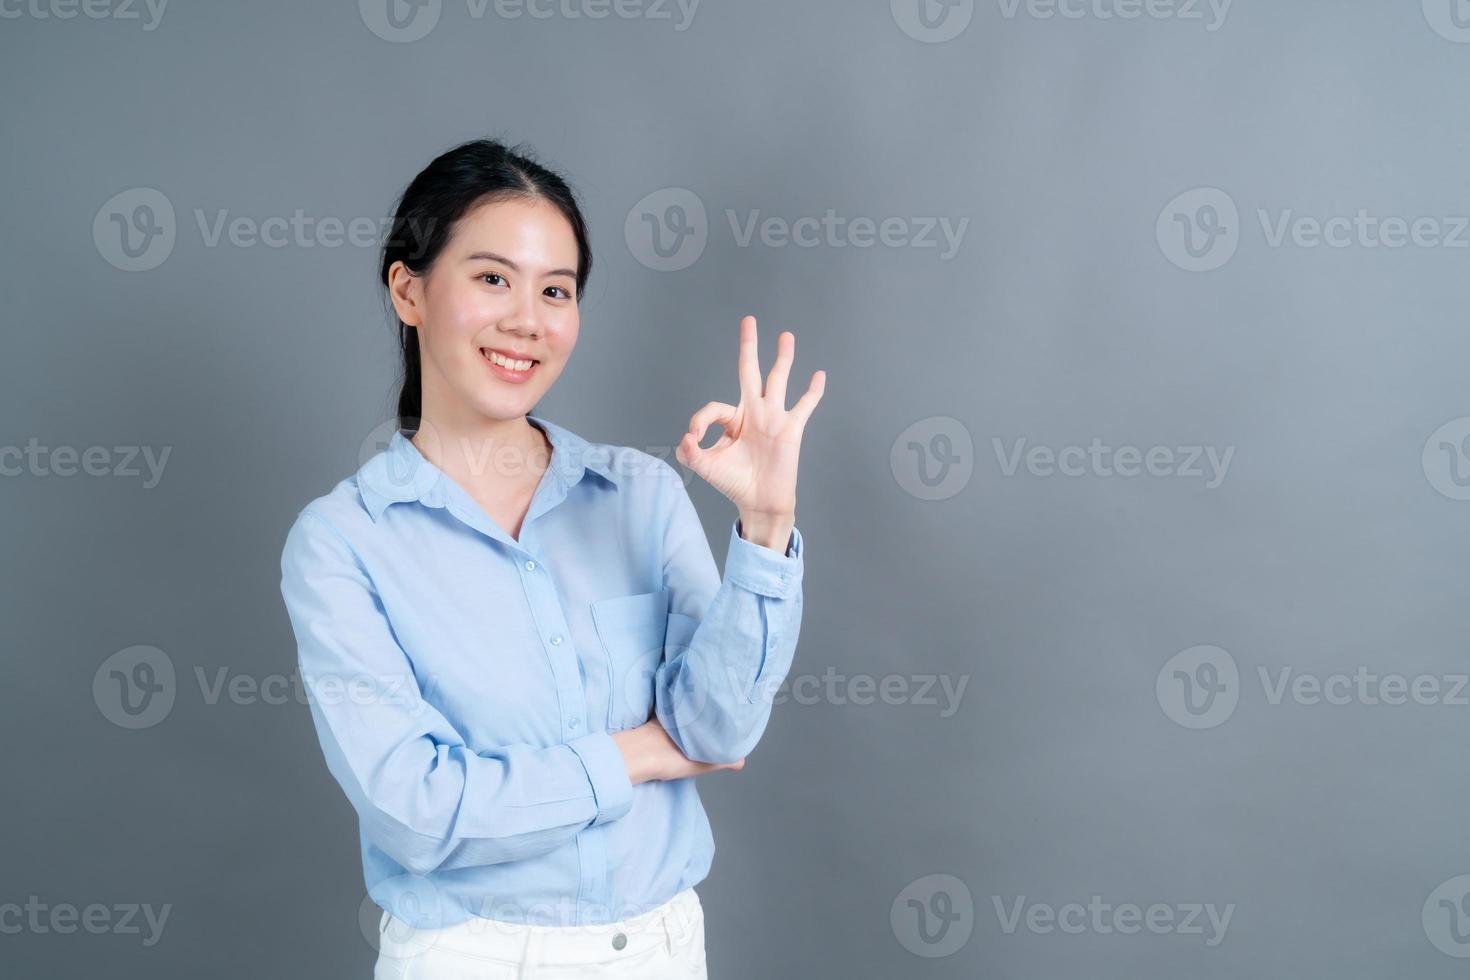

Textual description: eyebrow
[464,251,577,280]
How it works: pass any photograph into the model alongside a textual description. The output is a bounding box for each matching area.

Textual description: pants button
[611,932,627,950]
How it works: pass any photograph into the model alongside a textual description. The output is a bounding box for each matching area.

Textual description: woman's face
[390,195,581,430]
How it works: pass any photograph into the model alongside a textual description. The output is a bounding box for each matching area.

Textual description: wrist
[737,511,795,553]
[611,727,657,785]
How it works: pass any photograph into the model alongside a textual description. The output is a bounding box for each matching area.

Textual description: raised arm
[652,314,824,764]
[652,465,805,763]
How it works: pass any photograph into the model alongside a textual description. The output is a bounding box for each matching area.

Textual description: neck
[411,408,551,495]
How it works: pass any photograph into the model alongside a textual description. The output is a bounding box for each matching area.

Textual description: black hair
[378,138,593,433]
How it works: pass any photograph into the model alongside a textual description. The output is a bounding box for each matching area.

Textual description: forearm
[654,518,805,764]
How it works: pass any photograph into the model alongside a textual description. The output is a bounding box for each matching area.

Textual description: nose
[498,288,542,339]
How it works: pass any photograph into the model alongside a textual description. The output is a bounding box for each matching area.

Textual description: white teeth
[485,350,534,371]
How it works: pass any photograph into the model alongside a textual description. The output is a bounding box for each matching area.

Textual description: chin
[467,388,541,419]
[455,360,560,420]
[471,399,535,421]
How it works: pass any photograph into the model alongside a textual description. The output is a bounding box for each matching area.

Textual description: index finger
[737,315,763,403]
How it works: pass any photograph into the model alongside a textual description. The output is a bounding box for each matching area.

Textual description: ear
[386,260,423,328]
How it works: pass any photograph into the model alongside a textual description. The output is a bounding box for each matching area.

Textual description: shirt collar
[357,412,621,523]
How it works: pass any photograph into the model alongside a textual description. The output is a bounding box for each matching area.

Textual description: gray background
[3,0,1469,976]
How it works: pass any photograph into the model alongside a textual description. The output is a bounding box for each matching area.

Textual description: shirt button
[525,559,536,571]
[611,932,627,950]
[550,634,563,646]
[569,718,580,730]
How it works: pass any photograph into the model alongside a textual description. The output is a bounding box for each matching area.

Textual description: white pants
[373,886,707,979]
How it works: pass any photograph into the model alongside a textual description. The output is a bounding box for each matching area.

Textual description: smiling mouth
[481,348,540,370]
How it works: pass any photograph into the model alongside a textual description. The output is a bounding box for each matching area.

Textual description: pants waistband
[378,887,702,967]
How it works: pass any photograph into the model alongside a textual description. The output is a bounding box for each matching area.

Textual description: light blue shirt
[278,413,804,927]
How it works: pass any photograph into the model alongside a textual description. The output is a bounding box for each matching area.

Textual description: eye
[478,272,507,287]
[546,285,573,300]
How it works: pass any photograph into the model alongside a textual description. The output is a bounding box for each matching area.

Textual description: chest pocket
[590,589,670,731]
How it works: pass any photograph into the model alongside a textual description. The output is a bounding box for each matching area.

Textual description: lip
[483,347,540,363]
[481,347,540,383]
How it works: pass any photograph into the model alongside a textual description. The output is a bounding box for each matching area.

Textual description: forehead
[448,196,578,265]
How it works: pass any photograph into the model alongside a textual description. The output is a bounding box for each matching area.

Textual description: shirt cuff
[725,519,804,599]
[566,732,634,827]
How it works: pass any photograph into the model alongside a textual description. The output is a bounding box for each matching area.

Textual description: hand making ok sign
[674,315,826,550]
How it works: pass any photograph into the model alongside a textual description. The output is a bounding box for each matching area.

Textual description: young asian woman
[278,138,825,979]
